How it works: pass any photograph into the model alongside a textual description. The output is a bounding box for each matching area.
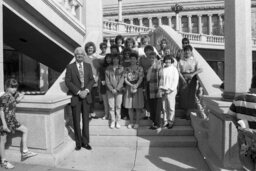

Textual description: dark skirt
[179,76,197,110]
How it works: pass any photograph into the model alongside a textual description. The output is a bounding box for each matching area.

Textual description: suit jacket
[65,62,95,106]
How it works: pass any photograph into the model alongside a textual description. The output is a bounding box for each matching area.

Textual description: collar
[76,62,83,67]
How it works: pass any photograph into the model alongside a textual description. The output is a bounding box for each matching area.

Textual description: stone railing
[103,20,154,34]
[181,32,256,49]
[180,32,224,44]
[53,0,83,20]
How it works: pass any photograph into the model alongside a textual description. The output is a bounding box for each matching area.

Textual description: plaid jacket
[148,60,163,99]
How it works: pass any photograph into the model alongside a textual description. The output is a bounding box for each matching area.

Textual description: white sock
[23,149,28,153]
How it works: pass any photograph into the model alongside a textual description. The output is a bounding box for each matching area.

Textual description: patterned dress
[123,65,144,109]
[0,92,21,135]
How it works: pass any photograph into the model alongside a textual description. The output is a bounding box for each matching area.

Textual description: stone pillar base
[222,91,244,101]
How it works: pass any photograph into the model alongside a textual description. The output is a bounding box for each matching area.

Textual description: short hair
[183,45,193,52]
[251,75,256,88]
[160,39,168,45]
[125,38,135,48]
[110,44,119,51]
[163,55,174,64]
[182,38,190,45]
[100,42,107,49]
[111,53,121,63]
[122,48,132,55]
[5,78,18,90]
[149,51,157,57]
[103,38,108,43]
[129,52,139,59]
[163,47,174,55]
[115,35,124,44]
[84,42,96,54]
[144,45,154,53]
[140,35,150,43]
[74,47,84,55]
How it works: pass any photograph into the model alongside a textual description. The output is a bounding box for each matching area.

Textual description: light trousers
[162,90,177,123]
[107,91,123,122]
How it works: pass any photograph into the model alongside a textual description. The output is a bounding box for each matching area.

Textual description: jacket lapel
[72,62,81,82]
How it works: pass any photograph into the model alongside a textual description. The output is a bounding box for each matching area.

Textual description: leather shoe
[149,125,160,130]
[82,144,92,150]
[75,146,81,151]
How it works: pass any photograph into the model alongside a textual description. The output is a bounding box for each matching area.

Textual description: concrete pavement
[58,146,210,171]
[0,146,210,171]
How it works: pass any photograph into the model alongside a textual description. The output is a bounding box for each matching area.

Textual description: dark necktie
[78,63,84,88]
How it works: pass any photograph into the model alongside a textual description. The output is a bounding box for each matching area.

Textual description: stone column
[168,16,172,26]
[198,14,202,34]
[138,17,143,26]
[219,14,224,35]
[149,17,152,28]
[208,14,212,35]
[118,0,122,22]
[158,16,162,26]
[0,0,3,93]
[83,0,103,52]
[39,63,49,91]
[175,13,180,31]
[188,15,192,33]
[223,0,252,99]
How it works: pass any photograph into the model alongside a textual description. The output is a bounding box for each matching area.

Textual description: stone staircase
[89,109,197,148]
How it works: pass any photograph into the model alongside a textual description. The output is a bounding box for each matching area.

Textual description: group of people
[64,35,203,152]
[0,33,255,170]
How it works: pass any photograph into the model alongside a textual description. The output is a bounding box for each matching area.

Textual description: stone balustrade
[54,0,82,20]
[103,20,154,34]
[180,32,201,41]
[205,34,224,43]
[180,32,224,44]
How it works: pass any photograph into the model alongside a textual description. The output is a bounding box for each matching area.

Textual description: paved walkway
[4,147,210,171]
[58,147,210,171]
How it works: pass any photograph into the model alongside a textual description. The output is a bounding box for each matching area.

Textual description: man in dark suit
[65,47,95,150]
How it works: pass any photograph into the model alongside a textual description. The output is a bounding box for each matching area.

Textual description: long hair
[103,54,112,67]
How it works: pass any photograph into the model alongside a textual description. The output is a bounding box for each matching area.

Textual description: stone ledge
[5,138,75,167]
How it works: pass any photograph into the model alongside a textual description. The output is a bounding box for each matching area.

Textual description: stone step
[89,118,191,126]
[90,136,197,147]
[90,125,194,136]
[137,126,194,136]
[137,136,197,147]
[92,109,186,118]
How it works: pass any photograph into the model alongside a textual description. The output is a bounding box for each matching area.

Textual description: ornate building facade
[103,0,256,37]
